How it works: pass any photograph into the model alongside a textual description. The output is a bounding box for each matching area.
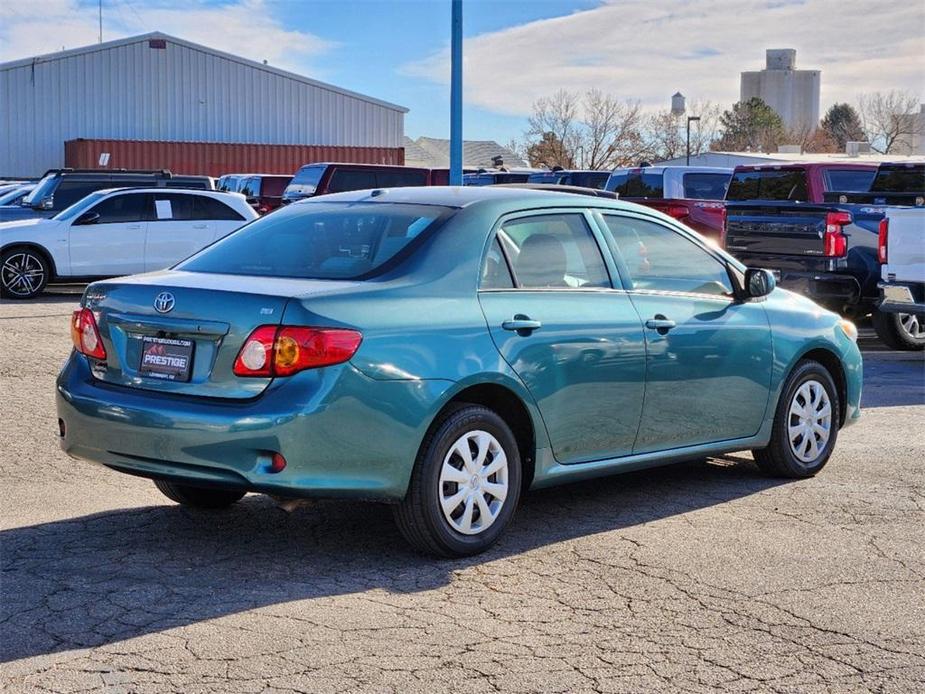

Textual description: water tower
[671,92,686,116]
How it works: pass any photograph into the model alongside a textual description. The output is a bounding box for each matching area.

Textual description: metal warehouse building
[0,32,408,177]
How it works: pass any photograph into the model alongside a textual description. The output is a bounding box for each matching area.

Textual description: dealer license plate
[139,336,194,382]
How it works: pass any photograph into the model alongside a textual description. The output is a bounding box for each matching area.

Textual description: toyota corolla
[57,187,862,556]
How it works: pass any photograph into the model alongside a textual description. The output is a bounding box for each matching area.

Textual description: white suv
[0,188,258,299]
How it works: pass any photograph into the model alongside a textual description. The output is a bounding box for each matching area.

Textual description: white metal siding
[0,37,405,176]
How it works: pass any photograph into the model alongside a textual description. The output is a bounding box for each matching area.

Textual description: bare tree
[523,90,646,169]
[642,100,722,162]
[857,90,924,154]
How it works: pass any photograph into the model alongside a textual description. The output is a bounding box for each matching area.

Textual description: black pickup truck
[723,162,925,331]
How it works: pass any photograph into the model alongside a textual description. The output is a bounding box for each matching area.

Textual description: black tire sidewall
[415,406,522,556]
[771,361,840,476]
[1,248,49,299]
[872,309,925,351]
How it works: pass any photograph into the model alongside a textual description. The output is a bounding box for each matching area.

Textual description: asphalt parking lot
[2,293,923,693]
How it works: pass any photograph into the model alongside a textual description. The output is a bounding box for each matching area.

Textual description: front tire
[1,247,49,299]
[394,405,522,557]
[872,309,925,351]
[753,360,840,478]
[154,480,245,509]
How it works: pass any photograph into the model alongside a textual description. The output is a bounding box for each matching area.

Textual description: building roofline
[0,31,409,114]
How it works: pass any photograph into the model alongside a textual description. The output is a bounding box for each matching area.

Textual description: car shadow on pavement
[1,454,788,664]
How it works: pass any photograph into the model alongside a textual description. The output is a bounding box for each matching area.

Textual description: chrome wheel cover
[438,430,509,536]
[788,380,832,464]
[2,251,45,297]
[897,313,925,341]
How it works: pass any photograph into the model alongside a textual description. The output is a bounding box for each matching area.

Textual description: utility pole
[449,0,463,185]
[686,116,700,166]
[98,0,103,43]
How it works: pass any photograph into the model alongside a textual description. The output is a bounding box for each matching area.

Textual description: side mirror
[745,268,776,298]
[37,197,54,210]
[74,211,100,225]
[245,196,259,206]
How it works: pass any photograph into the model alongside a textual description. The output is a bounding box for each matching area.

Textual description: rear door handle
[645,316,676,334]
[502,315,542,334]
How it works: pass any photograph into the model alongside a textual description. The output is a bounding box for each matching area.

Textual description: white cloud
[0,0,333,73]
[404,0,925,115]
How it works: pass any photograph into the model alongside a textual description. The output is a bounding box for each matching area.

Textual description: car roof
[298,185,636,210]
[610,166,733,174]
[92,187,240,197]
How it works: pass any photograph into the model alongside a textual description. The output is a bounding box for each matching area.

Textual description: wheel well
[1,243,57,279]
[434,384,536,491]
[800,348,848,428]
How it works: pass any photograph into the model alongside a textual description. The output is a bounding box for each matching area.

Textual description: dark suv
[282,164,430,204]
[1,169,213,221]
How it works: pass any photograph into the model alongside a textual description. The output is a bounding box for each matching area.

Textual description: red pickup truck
[605,166,732,240]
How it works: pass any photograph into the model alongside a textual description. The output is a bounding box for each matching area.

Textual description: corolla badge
[153,292,176,314]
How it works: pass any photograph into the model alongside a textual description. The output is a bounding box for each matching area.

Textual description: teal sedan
[57,187,862,557]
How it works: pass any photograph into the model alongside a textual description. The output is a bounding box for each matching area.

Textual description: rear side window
[480,237,515,289]
[824,169,876,192]
[152,194,195,221]
[607,172,664,198]
[498,213,610,289]
[565,171,609,189]
[328,169,376,193]
[195,196,245,221]
[179,203,451,279]
[682,173,731,200]
[89,193,150,223]
[376,170,428,187]
[727,170,808,201]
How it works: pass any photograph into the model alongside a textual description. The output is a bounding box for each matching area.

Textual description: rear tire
[752,360,840,478]
[154,479,245,509]
[872,309,925,351]
[393,404,522,558]
[1,247,49,299]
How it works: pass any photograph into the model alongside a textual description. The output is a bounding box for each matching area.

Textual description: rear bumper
[878,282,925,315]
[56,354,452,501]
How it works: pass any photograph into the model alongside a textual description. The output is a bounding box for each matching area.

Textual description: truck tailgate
[725,202,830,258]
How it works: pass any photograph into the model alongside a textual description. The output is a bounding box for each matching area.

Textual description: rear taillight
[233,326,362,377]
[720,207,728,248]
[823,211,851,258]
[878,218,889,264]
[666,205,689,220]
[70,308,106,360]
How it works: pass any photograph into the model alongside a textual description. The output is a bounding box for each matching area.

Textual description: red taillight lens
[878,218,889,264]
[233,325,362,377]
[823,211,851,258]
[666,205,690,220]
[70,308,106,360]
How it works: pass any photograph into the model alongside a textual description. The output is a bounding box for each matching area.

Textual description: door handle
[645,315,676,334]
[502,315,542,334]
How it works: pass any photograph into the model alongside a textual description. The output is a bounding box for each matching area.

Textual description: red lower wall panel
[64,139,405,177]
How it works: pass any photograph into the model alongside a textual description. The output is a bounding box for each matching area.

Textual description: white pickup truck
[876,207,925,350]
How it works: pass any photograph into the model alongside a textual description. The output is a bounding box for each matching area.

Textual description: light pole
[449,0,463,185]
[686,116,700,166]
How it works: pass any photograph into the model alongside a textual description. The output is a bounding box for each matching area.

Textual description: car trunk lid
[83,270,360,399]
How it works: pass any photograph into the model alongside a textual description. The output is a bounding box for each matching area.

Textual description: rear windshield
[606,172,664,198]
[824,169,876,193]
[564,171,609,190]
[289,165,326,194]
[726,170,808,201]
[178,202,452,280]
[682,173,731,200]
[869,165,925,193]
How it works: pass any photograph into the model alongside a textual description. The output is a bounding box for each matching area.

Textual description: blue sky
[2,1,923,144]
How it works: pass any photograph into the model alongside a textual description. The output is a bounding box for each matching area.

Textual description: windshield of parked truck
[22,174,58,207]
[726,169,808,201]
[179,202,452,280]
[869,165,925,193]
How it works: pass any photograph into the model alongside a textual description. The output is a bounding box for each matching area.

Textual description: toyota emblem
[153,292,175,314]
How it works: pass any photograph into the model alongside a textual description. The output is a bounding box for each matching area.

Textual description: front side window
[328,169,376,193]
[178,202,451,279]
[88,193,150,224]
[498,213,610,289]
[601,215,732,297]
[53,180,109,209]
